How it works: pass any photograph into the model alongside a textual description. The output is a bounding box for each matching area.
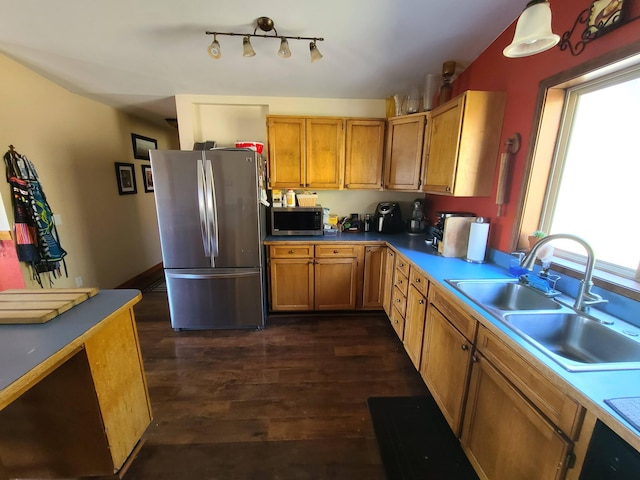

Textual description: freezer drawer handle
[168,271,259,280]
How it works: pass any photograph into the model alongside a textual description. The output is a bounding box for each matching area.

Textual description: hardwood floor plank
[124,292,428,479]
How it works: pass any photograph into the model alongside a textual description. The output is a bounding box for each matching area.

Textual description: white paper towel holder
[465,217,490,264]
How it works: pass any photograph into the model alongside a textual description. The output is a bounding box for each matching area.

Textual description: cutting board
[439,217,477,257]
[0,287,99,324]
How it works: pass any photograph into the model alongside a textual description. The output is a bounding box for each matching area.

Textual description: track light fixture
[205,16,324,62]
[503,0,560,58]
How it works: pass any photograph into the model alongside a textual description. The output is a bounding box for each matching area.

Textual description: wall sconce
[503,0,560,58]
[206,17,324,62]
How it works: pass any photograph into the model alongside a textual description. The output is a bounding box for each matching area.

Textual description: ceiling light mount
[205,17,324,62]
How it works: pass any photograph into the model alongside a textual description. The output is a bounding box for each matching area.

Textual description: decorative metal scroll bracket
[558,4,640,56]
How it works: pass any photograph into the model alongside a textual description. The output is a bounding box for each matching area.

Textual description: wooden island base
[0,290,151,479]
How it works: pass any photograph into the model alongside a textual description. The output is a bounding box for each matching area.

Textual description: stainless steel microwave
[270,206,323,236]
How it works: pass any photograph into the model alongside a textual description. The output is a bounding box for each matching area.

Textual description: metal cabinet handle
[419,299,424,304]
[393,319,398,324]
[472,355,478,363]
[398,263,404,267]
[397,279,403,284]
[288,249,294,254]
[445,186,451,192]
[461,344,468,351]
[333,249,339,254]
[396,299,401,303]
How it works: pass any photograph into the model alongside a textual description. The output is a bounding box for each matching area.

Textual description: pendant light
[278,38,292,58]
[503,0,560,58]
[207,34,221,59]
[242,36,256,57]
[309,41,323,63]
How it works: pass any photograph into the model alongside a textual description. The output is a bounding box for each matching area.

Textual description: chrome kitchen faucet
[520,234,608,312]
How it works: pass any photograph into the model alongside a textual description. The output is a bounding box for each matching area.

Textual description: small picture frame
[115,162,137,195]
[141,164,154,193]
[586,0,625,38]
[131,133,158,160]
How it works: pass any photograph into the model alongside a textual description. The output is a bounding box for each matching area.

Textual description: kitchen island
[265,231,640,479]
[0,289,151,479]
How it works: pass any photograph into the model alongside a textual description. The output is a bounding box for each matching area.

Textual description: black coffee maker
[374,202,403,233]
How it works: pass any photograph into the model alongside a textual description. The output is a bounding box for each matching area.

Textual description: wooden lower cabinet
[420,305,473,436]
[269,257,314,311]
[461,352,572,480]
[315,257,358,310]
[267,243,360,311]
[382,249,396,316]
[361,245,386,309]
[404,285,427,370]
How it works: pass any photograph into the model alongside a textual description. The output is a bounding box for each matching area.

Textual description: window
[540,66,640,281]
[516,51,640,297]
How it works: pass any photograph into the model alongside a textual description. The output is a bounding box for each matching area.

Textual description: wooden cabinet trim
[428,284,477,342]
[270,245,314,258]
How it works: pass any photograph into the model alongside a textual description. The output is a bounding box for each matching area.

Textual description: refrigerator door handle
[197,158,211,257]
[205,158,219,263]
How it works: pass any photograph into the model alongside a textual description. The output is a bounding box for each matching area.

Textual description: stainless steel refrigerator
[150,149,266,330]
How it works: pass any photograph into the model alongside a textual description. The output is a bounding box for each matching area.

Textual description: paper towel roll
[466,220,490,263]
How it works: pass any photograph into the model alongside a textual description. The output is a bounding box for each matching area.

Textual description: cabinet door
[267,117,306,189]
[384,115,426,190]
[420,306,473,436]
[269,258,314,311]
[423,95,464,194]
[345,119,385,189]
[382,249,396,316]
[306,118,344,189]
[404,285,427,370]
[314,257,357,310]
[461,353,572,480]
[362,246,385,309]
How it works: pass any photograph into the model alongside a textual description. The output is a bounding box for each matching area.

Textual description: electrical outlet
[75,276,83,287]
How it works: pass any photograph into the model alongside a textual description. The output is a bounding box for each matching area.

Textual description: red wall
[427,0,640,252]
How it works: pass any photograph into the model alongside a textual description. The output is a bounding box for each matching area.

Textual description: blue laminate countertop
[265,232,640,451]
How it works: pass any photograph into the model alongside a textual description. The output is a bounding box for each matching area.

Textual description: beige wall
[0,53,178,289]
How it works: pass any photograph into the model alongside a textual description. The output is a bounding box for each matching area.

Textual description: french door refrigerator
[150,149,266,330]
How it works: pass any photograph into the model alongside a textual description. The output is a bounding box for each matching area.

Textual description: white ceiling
[0,0,522,126]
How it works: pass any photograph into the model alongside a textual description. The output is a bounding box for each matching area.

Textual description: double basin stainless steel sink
[446,278,640,372]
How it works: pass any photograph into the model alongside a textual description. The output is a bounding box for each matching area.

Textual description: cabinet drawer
[395,255,410,277]
[394,270,409,296]
[391,286,407,318]
[270,245,313,258]
[476,325,585,439]
[410,269,429,297]
[390,305,405,340]
[315,244,357,258]
[428,285,477,342]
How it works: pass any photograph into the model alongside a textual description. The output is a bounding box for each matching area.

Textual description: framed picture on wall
[141,164,154,193]
[131,133,157,160]
[115,162,137,195]
[587,0,625,38]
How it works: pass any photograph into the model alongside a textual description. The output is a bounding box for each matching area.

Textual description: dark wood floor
[124,291,429,479]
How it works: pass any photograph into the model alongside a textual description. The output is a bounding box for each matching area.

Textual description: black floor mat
[367,396,479,480]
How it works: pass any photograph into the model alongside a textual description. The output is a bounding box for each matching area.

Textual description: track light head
[207,34,221,59]
[309,41,323,63]
[242,36,256,57]
[278,38,292,58]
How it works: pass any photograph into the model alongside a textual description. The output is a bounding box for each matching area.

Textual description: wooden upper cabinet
[424,90,506,196]
[267,116,306,188]
[345,119,385,189]
[384,113,427,190]
[306,117,345,189]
